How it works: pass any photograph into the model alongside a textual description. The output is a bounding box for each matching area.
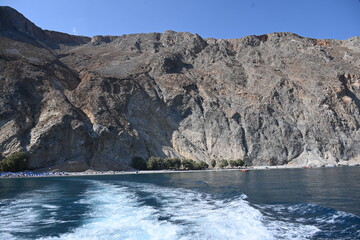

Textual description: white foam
[0,186,62,239]
[0,180,324,240]
[315,209,357,224]
[40,182,180,240]
[39,181,319,240]
[130,183,320,240]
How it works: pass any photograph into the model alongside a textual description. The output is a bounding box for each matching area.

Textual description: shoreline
[1,163,359,179]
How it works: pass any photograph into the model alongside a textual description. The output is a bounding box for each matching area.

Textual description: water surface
[0,167,359,239]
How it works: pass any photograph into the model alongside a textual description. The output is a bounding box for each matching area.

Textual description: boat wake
[0,180,358,240]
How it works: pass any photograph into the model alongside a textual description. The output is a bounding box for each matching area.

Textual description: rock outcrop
[1,7,360,170]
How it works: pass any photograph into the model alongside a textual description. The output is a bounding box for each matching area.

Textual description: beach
[1,161,359,179]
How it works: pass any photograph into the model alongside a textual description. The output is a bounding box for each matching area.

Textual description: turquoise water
[0,167,359,240]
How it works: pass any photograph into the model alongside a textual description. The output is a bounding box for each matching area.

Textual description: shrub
[147,156,165,170]
[229,160,237,167]
[130,156,147,170]
[163,158,182,170]
[181,159,196,170]
[227,158,245,167]
[0,152,28,172]
[219,159,229,168]
[235,158,245,167]
[211,159,216,168]
[142,156,209,171]
[229,159,244,167]
[194,161,209,170]
[181,159,209,170]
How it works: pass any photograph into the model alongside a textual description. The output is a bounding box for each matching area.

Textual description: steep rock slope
[0,7,360,170]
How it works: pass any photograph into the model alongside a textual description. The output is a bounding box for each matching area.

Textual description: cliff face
[1,7,360,170]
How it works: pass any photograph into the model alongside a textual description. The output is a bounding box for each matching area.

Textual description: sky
[1,0,359,40]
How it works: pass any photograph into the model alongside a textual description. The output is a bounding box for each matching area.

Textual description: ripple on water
[0,180,358,240]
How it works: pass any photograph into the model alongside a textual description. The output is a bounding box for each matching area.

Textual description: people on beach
[0,171,69,178]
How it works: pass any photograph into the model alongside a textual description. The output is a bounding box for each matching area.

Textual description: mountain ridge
[1,6,360,171]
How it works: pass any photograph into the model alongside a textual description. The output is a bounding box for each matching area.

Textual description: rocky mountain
[0,6,360,171]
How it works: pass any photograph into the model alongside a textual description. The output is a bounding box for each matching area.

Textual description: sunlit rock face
[1,7,360,170]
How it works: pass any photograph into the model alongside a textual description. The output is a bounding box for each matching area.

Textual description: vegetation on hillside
[0,152,29,172]
[130,156,147,170]
[219,159,229,168]
[130,156,209,170]
[131,156,245,170]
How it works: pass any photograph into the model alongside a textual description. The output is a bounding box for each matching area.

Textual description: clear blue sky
[1,0,359,40]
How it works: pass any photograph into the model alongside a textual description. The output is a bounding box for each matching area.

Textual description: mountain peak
[0,6,90,48]
[0,6,45,40]
[0,7,359,170]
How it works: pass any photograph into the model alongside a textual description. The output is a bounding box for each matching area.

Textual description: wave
[0,186,62,240]
[258,203,360,240]
[40,181,319,240]
[0,180,358,240]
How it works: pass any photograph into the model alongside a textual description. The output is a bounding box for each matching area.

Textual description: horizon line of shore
[1,163,359,179]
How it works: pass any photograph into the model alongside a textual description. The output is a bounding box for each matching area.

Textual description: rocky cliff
[1,6,360,170]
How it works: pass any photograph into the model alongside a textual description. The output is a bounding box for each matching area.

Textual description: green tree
[130,156,147,170]
[164,158,182,170]
[229,160,236,167]
[194,161,209,170]
[0,152,28,172]
[211,159,216,168]
[147,156,165,170]
[181,159,195,170]
[235,158,245,167]
[219,159,229,168]
[172,158,182,169]
[228,159,245,167]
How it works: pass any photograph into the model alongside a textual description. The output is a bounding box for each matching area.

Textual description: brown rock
[0,7,360,170]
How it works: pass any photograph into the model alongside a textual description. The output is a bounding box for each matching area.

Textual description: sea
[0,167,359,240]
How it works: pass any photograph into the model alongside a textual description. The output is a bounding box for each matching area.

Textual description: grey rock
[0,7,360,170]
